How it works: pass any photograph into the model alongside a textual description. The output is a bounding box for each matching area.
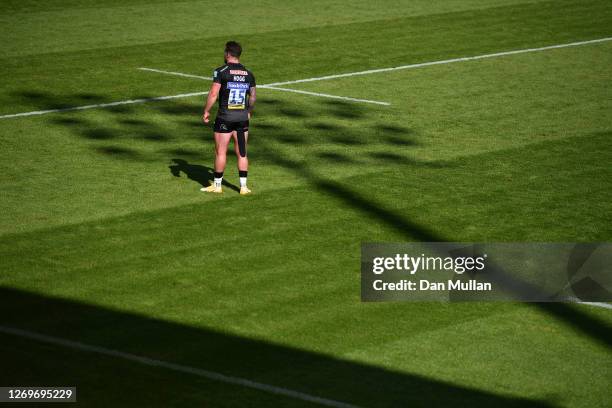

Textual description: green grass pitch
[1,0,611,406]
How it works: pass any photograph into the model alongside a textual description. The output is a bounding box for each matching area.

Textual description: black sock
[239,170,248,178]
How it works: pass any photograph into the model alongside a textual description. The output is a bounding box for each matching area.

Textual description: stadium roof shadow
[258,142,612,350]
[15,89,610,352]
[0,286,552,407]
[16,89,422,167]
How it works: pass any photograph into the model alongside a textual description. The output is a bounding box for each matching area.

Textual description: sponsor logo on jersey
[233,75,246,82]
[227,82,250,90]
[230,70,248,75]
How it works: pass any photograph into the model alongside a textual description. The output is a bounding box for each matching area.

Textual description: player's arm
[202,82,221,123]
[248,87,256,119]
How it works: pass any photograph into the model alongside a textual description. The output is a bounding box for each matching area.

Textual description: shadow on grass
[316,152,356,163]
[324,100,366,120]
[259,143,612,350]
[96,146,142,159]
[0,286,552,407]
[17,89,425,169]
[169,159,240,192]
[14,89,611,350]
[12,90,136,115]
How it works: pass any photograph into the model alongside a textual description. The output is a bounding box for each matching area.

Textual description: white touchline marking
[578,302,612,310]
[138,67,213,81]
[137,68,391,105]
[565,296,612,310]
[260,85,390,105]
[0,325,360,408]
[2,36,610,120]
[264,37,612,86]
[0,92,209,119]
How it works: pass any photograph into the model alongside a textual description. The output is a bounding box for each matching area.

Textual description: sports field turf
[1,0,611,406]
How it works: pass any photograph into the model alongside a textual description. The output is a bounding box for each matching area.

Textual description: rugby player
[201,41,256,195]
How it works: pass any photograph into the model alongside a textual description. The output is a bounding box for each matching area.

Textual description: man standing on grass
[201,41,256,195]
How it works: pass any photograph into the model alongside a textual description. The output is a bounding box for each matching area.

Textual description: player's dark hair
[225,41,242,58]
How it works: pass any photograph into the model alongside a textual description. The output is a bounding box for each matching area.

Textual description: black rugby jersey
[212,62,256,122]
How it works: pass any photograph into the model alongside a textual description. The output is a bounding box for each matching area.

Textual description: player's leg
[214,131,232,175]
[233,126,250,195]
[201,129,231,193]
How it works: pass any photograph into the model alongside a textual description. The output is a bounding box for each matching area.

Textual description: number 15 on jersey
[227,82,249,110]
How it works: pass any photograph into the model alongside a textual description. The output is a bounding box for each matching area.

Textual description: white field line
[0,92,208,119]
[2,36,610,120]
[264,37,612,87]
[138,67,391,105]
[0,325,360,408]
[578,302,612,310]
[260,85,390,105]
[565,296,612,310]
[138,67,213,81]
